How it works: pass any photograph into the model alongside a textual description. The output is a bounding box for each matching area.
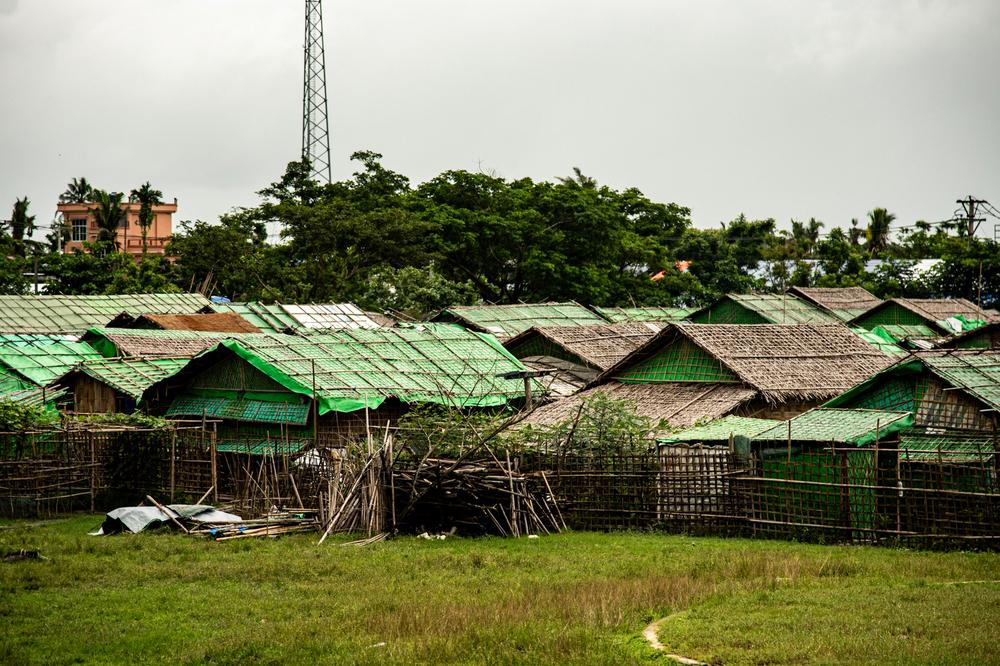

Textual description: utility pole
[956,195,987,238]
[302,0,332,183]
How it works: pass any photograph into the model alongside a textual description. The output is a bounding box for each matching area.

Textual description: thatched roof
[519,356,595,398]
[505,322,662,372]
[109,312,262,333]
[83,328,232,358]
[519,381,756,430]
[787,287,882,322]
[898,298,997,322]
[604,323,895,403]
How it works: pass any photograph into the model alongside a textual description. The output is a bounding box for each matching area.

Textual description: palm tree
[90,189,126,252]
[865,208,895,257]
[558,167,598,189]
[790,217,824,257]
[60,177,94,204]
[129,182,163,255]
[9,197,36,257]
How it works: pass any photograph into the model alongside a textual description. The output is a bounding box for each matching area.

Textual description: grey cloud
[0,0,997,239]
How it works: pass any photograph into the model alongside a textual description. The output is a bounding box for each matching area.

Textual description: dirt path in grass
[642,612,706,665]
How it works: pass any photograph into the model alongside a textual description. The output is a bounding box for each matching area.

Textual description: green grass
[1,517,998,665]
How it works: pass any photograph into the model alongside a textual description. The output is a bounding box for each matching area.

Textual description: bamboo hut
[520,323,896,433]
[140,327,534,452]
[503,322,663,396]
[850,298,998,337]
[54,357,189,414]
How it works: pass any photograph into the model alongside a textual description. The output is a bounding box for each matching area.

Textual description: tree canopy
[1,156,996,311]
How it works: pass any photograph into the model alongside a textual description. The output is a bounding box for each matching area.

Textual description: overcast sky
[1,0,998,240]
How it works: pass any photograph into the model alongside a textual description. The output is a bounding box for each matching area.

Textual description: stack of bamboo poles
[392,456,565,537]
[190,509,320,541]
[317,426,394,544]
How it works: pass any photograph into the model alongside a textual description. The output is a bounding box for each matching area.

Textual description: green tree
[865,208,895,257]
[129,182,163,255]
[814,227,866,287]
[9,197,36,258]
[89,190,126,252]
[43,244,178,295]
[360,264,478,319]
[59,177,94,204]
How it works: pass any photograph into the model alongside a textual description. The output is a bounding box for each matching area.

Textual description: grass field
[2,516,1000,665]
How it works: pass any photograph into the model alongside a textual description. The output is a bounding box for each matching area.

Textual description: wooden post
[89,430,96,514]
[523,376,533,410]
[896,437,903,535]
[169,429,176,503]
[210,426,218,504]
[312,360,319,450]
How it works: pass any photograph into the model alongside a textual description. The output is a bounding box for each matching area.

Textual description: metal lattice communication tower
[302,0,332,183]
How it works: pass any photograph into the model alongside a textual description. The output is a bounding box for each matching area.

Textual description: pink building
[57,198,178,258]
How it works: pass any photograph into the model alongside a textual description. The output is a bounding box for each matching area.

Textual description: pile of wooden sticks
[190,509,320,541]
[392,457,565,537]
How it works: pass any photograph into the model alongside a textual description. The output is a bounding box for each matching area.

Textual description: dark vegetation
[2,154,998,315]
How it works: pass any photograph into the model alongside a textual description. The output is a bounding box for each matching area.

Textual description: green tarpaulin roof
[825,351,1000,415]
[209,302,381,333]
[66,357,190,400]
[754,408,914,447]
[657,415,778,444]
[152,327,533,415]
[0,293,210,334]
[919,352,1000,412]
[0,336,104,386]
[432,302,606,339]
[215,437,311,455]
[870,324,939,343]
[898,431,995,463]
[166,395,310,425]
[593,306,695,324]
[694,294,843,325]
[851,327,909,357]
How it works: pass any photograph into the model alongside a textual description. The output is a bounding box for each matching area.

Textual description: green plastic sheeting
[0,293,210,334]
[433,302,606,339]
[0,337,103,386]
[690,294,841,325]
[215,438,310,455]
[593,306,694,323]
[658,415,778,445]
[167,395,310,425]
[68,357,189,400]
[753,408,914,447]
[156,328,534,417]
